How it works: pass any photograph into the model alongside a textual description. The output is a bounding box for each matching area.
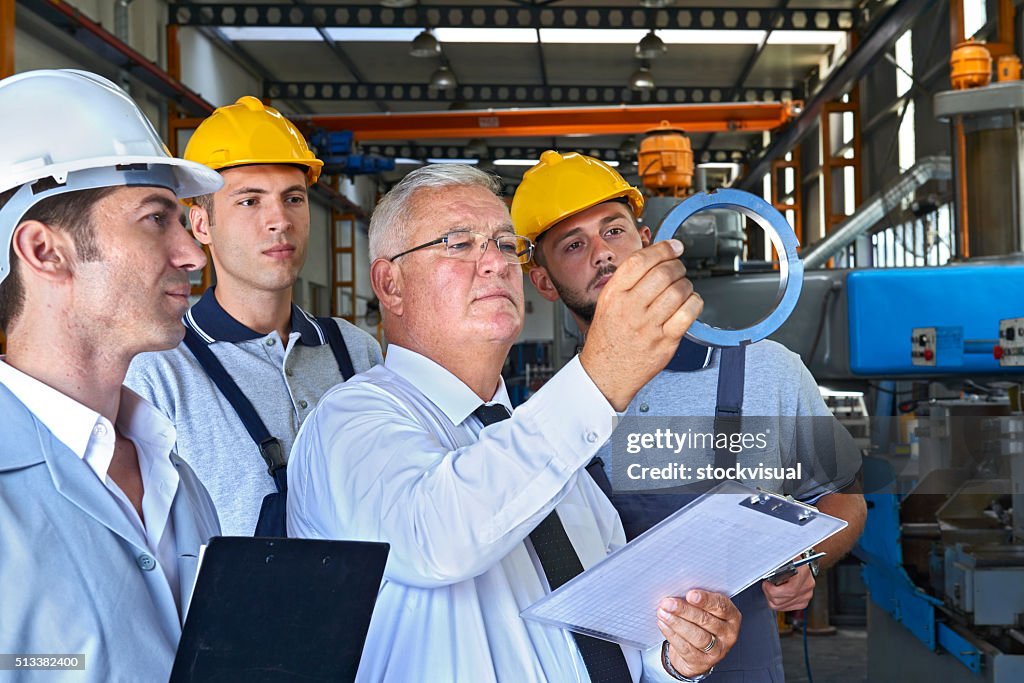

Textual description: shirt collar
[0,359,177,472]
[665,338,714,372]
[185,287,326,346]
[384,345,513,426]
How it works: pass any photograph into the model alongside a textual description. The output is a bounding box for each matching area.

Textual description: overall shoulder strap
[712,344,747,470]
[317,317,356,380]
[182,328,286,491]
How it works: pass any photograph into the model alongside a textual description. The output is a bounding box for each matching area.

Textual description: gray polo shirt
[601,337,861,501]
[126,288,383,535]
[597,338,861,683]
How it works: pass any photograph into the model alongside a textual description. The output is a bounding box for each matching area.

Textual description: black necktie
[473,404,633,683]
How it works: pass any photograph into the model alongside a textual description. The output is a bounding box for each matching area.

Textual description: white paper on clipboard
[520,480,847,650]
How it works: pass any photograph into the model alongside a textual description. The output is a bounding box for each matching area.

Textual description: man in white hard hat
[0,70,223,681]
[126,97,382,536]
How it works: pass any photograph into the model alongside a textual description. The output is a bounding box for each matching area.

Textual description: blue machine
[846,264,1024,376]
[308,130,396,176]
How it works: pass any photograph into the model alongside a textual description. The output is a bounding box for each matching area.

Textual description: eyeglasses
[388,230,535,265]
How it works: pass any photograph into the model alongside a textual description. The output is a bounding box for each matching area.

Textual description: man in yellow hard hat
[512,150,867,682]
[126,97,382,536]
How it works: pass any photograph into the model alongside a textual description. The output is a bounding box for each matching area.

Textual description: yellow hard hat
[184,96,323,186]
[511,150,645,263]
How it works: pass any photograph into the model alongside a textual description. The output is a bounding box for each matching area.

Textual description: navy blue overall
[183,317,354,538]
[596,339,785,683]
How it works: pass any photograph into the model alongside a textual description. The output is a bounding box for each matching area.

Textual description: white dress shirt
[0,359,184,612]
[289,345,677,682]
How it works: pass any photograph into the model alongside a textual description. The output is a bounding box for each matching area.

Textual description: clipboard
[521,480,846,650]
[171,536,389,683]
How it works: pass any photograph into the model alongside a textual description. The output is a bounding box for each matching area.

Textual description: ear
[189,204,213,246]
[528,265,562,303]
[11,220,76,283]
[370,258,404,317]
[639,225,652,247]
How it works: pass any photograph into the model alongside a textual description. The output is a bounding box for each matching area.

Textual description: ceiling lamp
[639,0,675,7]
[635,30,667,60]
[618,136,639,159]
[410,29,441,58]
[429,66,458,91]
[466,138,489,158]
[380,0,417,7]
[629,65,655,91]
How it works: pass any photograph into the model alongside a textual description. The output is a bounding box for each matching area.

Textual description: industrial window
[963,0,987,39]
[895,30,916,172]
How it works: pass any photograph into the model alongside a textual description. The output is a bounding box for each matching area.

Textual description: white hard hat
[0,69,224,285]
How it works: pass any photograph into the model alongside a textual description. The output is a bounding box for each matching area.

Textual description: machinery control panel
[996,316,1024,366]
[911,327,936,366]
[911,326,962,367]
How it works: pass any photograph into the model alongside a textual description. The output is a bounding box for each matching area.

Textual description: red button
[923,349,934,361]
[994,345,1004,360]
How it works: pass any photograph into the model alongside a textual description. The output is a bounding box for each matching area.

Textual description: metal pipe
[114,0,133,43]
[955,118,970,258]
[802,156,951,269]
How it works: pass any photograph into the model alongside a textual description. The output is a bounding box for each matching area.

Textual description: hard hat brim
[203,157,324,187]
[2,155,224,200]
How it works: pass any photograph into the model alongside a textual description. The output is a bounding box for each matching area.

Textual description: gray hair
[368,164,503,261]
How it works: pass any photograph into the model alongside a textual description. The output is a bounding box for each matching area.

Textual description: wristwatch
[661,640,714,682]
[802,548,821,578]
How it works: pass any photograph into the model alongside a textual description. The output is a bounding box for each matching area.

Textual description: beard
[549,264,616,324]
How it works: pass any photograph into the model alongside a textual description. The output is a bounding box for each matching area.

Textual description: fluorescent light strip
[766,30,847,46]
[541,28,768,44]
[426,158,480,164]
[220,26,845,46]
[494,158,618,167]
[220,27,322,41]
[435,28,537,43]
[492,159,538,167]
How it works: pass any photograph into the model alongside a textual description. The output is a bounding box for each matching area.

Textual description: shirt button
[137,553,157,572]
[93,424,107,437]
[298,400,308,409]
[639,403,650,413]
[585,432,598,443]
[265,338,276,346]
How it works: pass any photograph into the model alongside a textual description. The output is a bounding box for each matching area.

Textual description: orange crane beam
[294,102,800,142]
[1,0,14,79]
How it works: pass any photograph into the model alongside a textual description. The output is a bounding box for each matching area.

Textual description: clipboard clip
[739,490,818,525]
[762,551,827,584]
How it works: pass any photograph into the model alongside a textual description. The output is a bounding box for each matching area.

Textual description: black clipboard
[171,536,389,682]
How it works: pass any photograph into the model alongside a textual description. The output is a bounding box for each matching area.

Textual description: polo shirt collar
[185,287,326,346]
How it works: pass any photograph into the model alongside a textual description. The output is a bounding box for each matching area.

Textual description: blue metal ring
[653,188,804,347]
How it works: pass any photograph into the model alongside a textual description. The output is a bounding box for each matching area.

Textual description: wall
[518,284,555,343]
[178,28,260,107]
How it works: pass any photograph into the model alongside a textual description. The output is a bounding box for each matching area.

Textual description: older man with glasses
[287,164,741,682]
